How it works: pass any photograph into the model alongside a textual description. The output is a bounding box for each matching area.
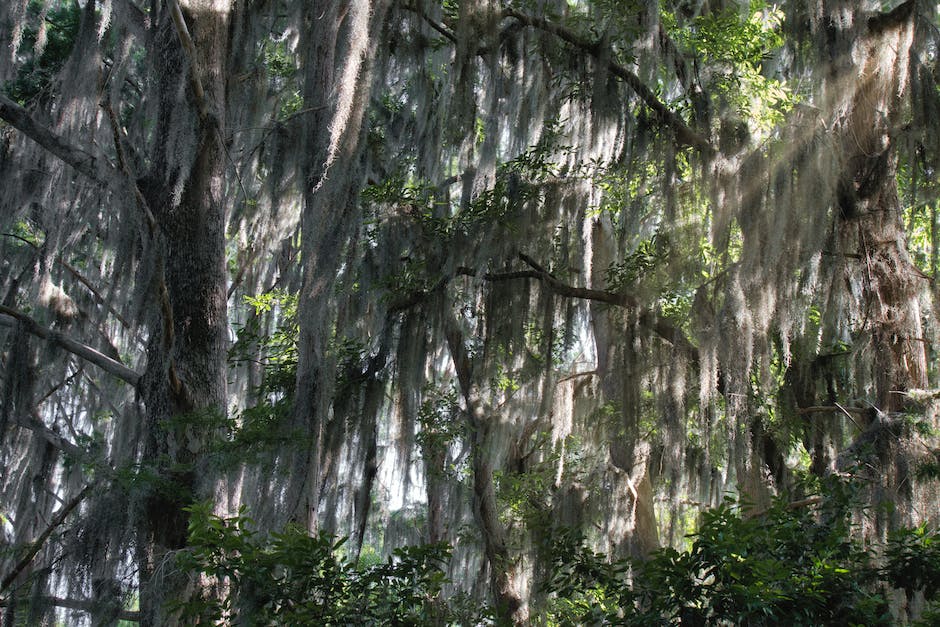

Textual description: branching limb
[167,0,209,121]
[502,9,716,156]
[0,305,141,387]
[400,3,457,43]
[0,484,93,596]
[13,410,92,464]
[0,94,112,184]
[517,253,639,306]
[2,233,133,331]
[393,253,697,358]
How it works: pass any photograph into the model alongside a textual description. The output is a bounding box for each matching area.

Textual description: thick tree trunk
[830,0,926,411]
[135,3,230,624]
[444,318,528,625]
[823,3,928,553]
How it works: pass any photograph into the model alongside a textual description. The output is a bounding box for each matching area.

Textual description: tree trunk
[829,0,926,411]
[135,2,230,624]
[823,3,928,550]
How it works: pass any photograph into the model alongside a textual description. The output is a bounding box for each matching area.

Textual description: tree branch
[14,410,93,464]
[0,485,93,596]
[516,252,639,306]
[0,94,111,184]
[2,233,132,330]
[0,305,141,387]
[0,596,139,622]
[867,0,916,33]
[400,3,457,43]
[390,253,697,358]
[502,9,715,156]
[167,0,210,121]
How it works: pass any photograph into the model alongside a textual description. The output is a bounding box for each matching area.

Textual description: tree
[1,0,938,624]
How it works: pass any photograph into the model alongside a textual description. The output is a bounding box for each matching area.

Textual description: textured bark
[830,1,926,411]
[134,2,231,624]
[818,3,929,556]
[445,316,528,625]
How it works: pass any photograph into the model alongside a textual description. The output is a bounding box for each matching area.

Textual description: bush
[176,503,454,625]
[544,477,938,626]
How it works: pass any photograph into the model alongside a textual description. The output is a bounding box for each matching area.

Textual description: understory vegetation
[179,474,940,625]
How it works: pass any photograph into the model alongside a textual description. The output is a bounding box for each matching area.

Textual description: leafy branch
[502,8,715,155]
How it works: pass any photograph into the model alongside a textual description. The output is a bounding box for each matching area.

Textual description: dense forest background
[2,0,940,624]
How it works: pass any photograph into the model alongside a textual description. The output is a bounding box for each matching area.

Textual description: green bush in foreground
[177,477,939,625]
[545,477,940,626]
[175,503,461,625]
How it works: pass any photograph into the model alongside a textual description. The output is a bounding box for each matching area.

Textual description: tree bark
[829,1,926,412]
[444,316,528,625]
[133,2,230,624]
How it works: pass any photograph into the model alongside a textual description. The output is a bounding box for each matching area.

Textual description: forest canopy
[1,0,940,624]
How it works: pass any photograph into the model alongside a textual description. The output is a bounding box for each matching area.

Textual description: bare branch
[391,254,697,358]
[516,253,638,306]
[0,484,93,595]
[502,9,715,155]
[0,94,111,183]
[0,305,141,387]
[14,410,91,463]
[400,3,458,43]
[797,405,868,415]
[2,233,133,330]
[167,0,209,121]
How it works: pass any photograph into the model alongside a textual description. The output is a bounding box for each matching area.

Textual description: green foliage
[665,1,784,66]
[663,1,796,130]
[416,383,466,478]
[224,290,302,464]
[176,503,457,625]
[903,199,937,276]
[362,123,564,250]
[604,233,671,292]
[4,0,80,104]
[259,38,302,119]
[885,524,940,601]
[542,477,940,626]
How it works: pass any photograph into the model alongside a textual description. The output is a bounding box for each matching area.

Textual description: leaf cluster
[176,503,456,625]
[4,0,80,105]
[543,476,940,625]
